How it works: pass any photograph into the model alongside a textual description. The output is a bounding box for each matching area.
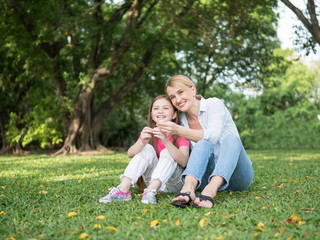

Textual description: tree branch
[281,0,320,44]
[307,0,320,43]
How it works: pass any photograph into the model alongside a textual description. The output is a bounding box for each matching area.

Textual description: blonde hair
[165,75,202,100]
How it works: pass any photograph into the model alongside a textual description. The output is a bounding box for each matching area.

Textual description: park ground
[0,149,319,240]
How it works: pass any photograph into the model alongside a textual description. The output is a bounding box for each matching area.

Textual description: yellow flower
[286,234,293,240]
[95,215,104,220]
[67,212,78,217]
[257,222,264,227]
[199,218,205,228]
[79,233,88,239]
[106,226,117,231]
[94,224,101,229]
[256,226,265,232]
[150,220,159,227]
[5,237,16,240]
[256,222,265,231]
[143,209,151,213]
[175,219,180,226]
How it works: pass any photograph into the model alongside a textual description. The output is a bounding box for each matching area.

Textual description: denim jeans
[181,134,254,192]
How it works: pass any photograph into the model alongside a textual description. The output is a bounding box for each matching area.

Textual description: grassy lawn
[0,149,319,240]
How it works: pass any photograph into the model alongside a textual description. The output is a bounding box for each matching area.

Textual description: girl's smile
[151,98,177,123]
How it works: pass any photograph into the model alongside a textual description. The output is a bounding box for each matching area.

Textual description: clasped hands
[140,121,178,144]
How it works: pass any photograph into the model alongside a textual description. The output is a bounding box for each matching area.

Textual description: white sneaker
[99,186,132,203]
[141,188,157,204]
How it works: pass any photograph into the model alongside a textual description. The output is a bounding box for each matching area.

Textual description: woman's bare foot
[193,194,215,208]
[193,176,223,208]
[171,185,196,205]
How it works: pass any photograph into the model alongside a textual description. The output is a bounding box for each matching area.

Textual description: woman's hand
[156,121,179,136]
[140,127,153,144]
[152,127,168,143]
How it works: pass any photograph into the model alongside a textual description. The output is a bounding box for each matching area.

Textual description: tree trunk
[0,113,10,154]
[54,0,196,155]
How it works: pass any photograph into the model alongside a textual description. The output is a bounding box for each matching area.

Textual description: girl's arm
[152,127,190,168]
[127,127,152,158]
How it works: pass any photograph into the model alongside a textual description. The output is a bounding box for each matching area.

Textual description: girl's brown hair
[137,95,180,192]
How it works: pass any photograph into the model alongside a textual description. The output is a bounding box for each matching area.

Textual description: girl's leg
[172,140,215,203]
[120,144,158,192]
[148,148,184,192]
[99,144,158,203]
[142,149,184,204]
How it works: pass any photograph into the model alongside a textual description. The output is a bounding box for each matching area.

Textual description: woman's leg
[195,134,253,208]
[172,140,214,203]
[119,144,158,192]
[211,134,253,191]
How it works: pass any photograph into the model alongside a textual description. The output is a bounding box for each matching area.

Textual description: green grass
[0,150,319,240]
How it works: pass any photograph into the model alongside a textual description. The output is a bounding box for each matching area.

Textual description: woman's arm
[152,127,190,168]
[157,122,204,142]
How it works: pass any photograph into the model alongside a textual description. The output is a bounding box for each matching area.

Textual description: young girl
[99,95,190,204]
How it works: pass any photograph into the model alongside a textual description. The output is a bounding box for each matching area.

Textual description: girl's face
[166,85,196,112]
[151,98,177,123]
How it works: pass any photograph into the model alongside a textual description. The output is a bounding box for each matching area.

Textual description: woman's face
[151,98,177,123]
[166,85,196,112]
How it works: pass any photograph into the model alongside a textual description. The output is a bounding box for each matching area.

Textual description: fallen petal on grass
[199,219,205,228]
[95,215,105,220]
[106,226,117,231]
[67,212,78,217]
[150,220,159,227]
[79,233,88,239]
[94,224,101,229]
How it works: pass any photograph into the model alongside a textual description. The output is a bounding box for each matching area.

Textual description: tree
[280,0,320,53]
[2,0,279,154]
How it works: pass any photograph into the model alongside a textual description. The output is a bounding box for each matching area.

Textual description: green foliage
[0,150,319,239]
[248,103,320,149]
[4,84,63,149]
[5,113,25,147]
[1,1,318,152]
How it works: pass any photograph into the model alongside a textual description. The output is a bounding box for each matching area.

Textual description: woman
[157,75,253,208]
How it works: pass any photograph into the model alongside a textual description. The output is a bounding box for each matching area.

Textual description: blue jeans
[181,134,254,192]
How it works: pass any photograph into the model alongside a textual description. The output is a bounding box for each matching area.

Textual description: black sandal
[192,195,214,208]
[171,192,192,208]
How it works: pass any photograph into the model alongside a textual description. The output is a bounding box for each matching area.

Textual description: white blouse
[180,97,240,160]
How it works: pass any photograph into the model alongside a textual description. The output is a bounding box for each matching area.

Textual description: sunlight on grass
[0,150,319,239]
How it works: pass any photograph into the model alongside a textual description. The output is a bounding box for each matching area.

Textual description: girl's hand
[140,127,152,144]
[152,127,168,143]
[156,121,178,135]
